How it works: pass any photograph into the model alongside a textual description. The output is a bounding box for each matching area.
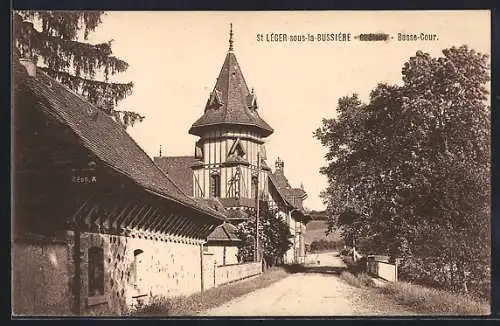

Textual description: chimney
[275,157,284,173]
[18,21,36,77]
[19,57,36,77]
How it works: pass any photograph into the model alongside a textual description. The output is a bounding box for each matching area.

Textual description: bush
[398,257,491,301]
[357,272,376,287]
[379,281,490,315]
[340,271,375,288]
[340,248,350,256]
[131,295,171,315]
[343,255,367,275]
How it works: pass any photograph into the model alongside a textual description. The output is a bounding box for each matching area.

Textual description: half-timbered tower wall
[192,127,269,201]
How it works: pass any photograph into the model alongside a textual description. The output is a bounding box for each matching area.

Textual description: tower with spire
[189,24,274,223]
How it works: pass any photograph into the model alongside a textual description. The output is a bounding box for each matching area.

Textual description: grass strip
[339,271,490,315]
[131,266,289,316]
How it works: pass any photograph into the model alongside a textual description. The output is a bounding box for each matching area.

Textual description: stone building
[154,25,311,265]
[205,222,241,266]
[12,55,226,316]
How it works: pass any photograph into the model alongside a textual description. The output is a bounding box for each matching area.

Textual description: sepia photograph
[11,10,491,317]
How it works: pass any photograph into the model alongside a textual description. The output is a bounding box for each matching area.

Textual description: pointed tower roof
[189,24,273,137]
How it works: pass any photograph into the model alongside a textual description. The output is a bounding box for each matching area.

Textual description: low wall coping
[217,261,260,268]
[13,232,67,245]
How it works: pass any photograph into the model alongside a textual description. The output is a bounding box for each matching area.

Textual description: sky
[84,11,490,211]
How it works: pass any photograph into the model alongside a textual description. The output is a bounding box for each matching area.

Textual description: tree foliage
[235,202,293,267]
[314,46,490,298]
[13,11,144,128]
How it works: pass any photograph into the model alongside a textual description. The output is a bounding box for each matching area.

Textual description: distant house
[268,158,311,264]
[12,56,225,316]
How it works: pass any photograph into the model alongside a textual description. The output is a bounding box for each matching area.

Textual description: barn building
[12,54,226,316]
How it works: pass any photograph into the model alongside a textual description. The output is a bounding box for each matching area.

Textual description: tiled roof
[14,59,225,221]
[219,197,256,209]
[189,52,273,137]
[269,171,308,212]
[154,156,201,196]
[226,209,249,221]
[196,198,227,216]
[207,222,241,242]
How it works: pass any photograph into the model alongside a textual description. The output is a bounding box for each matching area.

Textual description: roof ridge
[159,155,196,159]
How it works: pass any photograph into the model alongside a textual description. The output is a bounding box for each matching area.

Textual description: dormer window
[247,89,258,110]
[207,90,224,110]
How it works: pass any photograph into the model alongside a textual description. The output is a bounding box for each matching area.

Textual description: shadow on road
[283,264,347,275]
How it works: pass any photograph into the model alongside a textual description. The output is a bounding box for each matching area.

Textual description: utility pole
[255,152,261,262]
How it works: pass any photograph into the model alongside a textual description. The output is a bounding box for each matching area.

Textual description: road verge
[129,266,289,316]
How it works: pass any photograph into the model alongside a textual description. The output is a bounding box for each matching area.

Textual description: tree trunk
[449,260,454,291]
[457,262,468,294]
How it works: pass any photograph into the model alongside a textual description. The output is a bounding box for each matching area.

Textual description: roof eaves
[189,121,274,136]
[21,67,225,223]
[268,175,294,207]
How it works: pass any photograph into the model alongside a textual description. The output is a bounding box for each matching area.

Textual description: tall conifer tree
[14,11,144,128]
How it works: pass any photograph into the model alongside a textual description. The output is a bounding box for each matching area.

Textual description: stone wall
[202,254,262,290]
[225,246,239,265]
[377,262,397,282]
[214,261,262,287]
[13,230,260,316]
[12,240,72,315]
[367,257,398,282]
[202,252,217,290]
[206,245,239,266]
[71,231,204,315]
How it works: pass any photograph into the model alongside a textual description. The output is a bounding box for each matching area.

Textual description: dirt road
[199,252,414,316]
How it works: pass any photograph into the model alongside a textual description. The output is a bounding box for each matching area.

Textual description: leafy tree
[315,46,490,297]
[235,201,292,267]
[13,11,144,128]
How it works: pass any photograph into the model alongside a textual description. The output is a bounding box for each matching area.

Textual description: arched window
[210,174,221,198]
[88,246,104,296]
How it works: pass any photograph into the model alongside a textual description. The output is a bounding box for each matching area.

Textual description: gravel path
[199,253,415,316]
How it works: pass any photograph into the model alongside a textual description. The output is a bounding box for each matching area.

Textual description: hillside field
[304,220,342,244]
